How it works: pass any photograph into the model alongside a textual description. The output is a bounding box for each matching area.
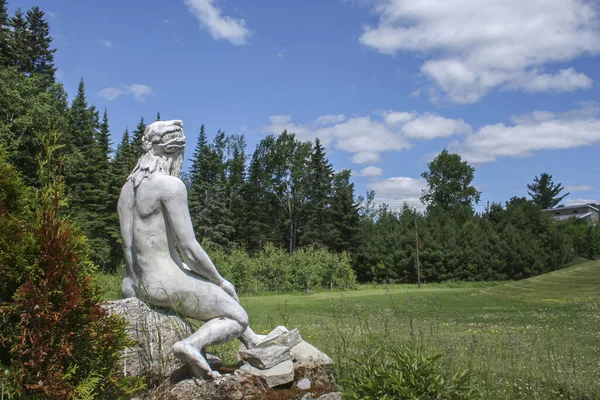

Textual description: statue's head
[128,119,187,188]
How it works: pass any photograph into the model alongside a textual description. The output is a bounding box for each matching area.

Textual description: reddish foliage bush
[0,141,143,399]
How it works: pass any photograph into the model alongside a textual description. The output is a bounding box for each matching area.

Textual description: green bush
[205,241,357,293]
[340,345,478,400]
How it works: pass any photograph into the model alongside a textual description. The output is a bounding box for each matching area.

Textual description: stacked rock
[236,326,333,389]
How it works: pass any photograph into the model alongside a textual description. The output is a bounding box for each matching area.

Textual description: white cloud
[522,68,593,93]
[455,103,600,163]
[565,185,594,192]
[264,111,469,163]
[355,166,383,177]
[367,177,427,210]
[97,84,155,102]
[97,39,112,49]
[160,19,172,25]
[565,198,600,206]
[315,114,346,126]
[184,0,251,45]
[352,152,382,164]
[359,0,600,103]
[401,113,472,139]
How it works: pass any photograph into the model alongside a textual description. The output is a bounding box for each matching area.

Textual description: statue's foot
[241,327,268,349]
[173,342,218,380]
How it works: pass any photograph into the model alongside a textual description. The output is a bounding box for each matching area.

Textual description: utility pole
[415,208,421,288]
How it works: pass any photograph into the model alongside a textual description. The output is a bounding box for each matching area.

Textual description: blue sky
[9,0,600,210]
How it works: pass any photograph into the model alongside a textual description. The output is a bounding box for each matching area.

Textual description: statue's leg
[171,286,250,379]
[173,316,246,379]
[239,326,267,348]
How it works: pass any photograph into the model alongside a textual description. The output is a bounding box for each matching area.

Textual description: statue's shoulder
[151,174,187,195]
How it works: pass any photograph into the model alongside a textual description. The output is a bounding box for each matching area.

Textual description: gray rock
[255,328,302,349]
[238,345,291,369]
[296,377,311,390]
[159,376,262,400]
[291,341,334,365]
[238,359,295,387]
[103,298,193,382]
[317,393,343,400]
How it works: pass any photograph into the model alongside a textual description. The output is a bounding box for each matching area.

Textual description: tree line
[1,0,597,288]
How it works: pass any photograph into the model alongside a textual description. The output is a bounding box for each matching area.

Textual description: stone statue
[117,120,263,379]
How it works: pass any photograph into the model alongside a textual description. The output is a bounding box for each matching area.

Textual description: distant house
[542,204,599,226]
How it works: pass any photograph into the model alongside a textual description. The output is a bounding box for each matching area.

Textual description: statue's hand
[219,279,240,303]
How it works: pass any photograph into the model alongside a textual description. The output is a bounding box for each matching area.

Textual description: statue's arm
[162,178,224,285]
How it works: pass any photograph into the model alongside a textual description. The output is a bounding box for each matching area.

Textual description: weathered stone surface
[103,298,192,381]
[238,359,295,387]
[239,345,291,369]
[255,328,302,349]
[297,377,311,390]
[301,393,343,400]
[291,341,334,365]
[317,393,343,400]
[146,375,267,400]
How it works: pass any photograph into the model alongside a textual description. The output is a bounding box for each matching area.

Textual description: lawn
[100,260,600,399]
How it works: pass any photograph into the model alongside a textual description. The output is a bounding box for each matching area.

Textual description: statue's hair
[128,120,186,188]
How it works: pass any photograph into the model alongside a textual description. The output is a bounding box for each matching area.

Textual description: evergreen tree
[7,8,27,72]
[0,66,68,186]
[585,226,596,260]
[97,108,112,173]
[188,126,234,248]
[0,0,10,66]
[131,116,146,160]
[156,111,161,121]
[225,134,247,246]
[105,128,134,270]
[302,138,335,249]
[64,78,109,268]
[527,173,569,209]
[24,6,56,85]
[330,169,360,254]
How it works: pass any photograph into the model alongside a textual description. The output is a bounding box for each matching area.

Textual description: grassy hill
[480,258,600,300]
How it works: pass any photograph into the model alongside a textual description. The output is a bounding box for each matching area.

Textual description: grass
[98,260,600,399]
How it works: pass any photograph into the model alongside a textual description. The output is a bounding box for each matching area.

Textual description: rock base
[105,299,340,399]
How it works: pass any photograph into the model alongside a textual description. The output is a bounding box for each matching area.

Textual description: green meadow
[100,259,600,399]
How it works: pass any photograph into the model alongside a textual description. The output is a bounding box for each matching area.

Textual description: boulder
[237,359,295,388]
[103,298,193,382]
[255,328,302,349]
[238,345,291,369]
[291,341,334,365]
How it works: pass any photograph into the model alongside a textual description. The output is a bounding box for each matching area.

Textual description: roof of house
[552,212,593,221]
[543,204,599,213]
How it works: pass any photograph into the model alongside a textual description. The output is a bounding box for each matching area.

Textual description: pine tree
[225,134,247,246]
[64,78,109,268]
[0,0,10,66]
[527,173,569,209]
[302,137,335,249]
[97,108,112,173]
[330,169,360,253]
[156,111,161,121]
[7,8,27,72]
[188,126,234,248]
[24,6,56,84]
[105,128,134,270]
[131,117,146,160]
